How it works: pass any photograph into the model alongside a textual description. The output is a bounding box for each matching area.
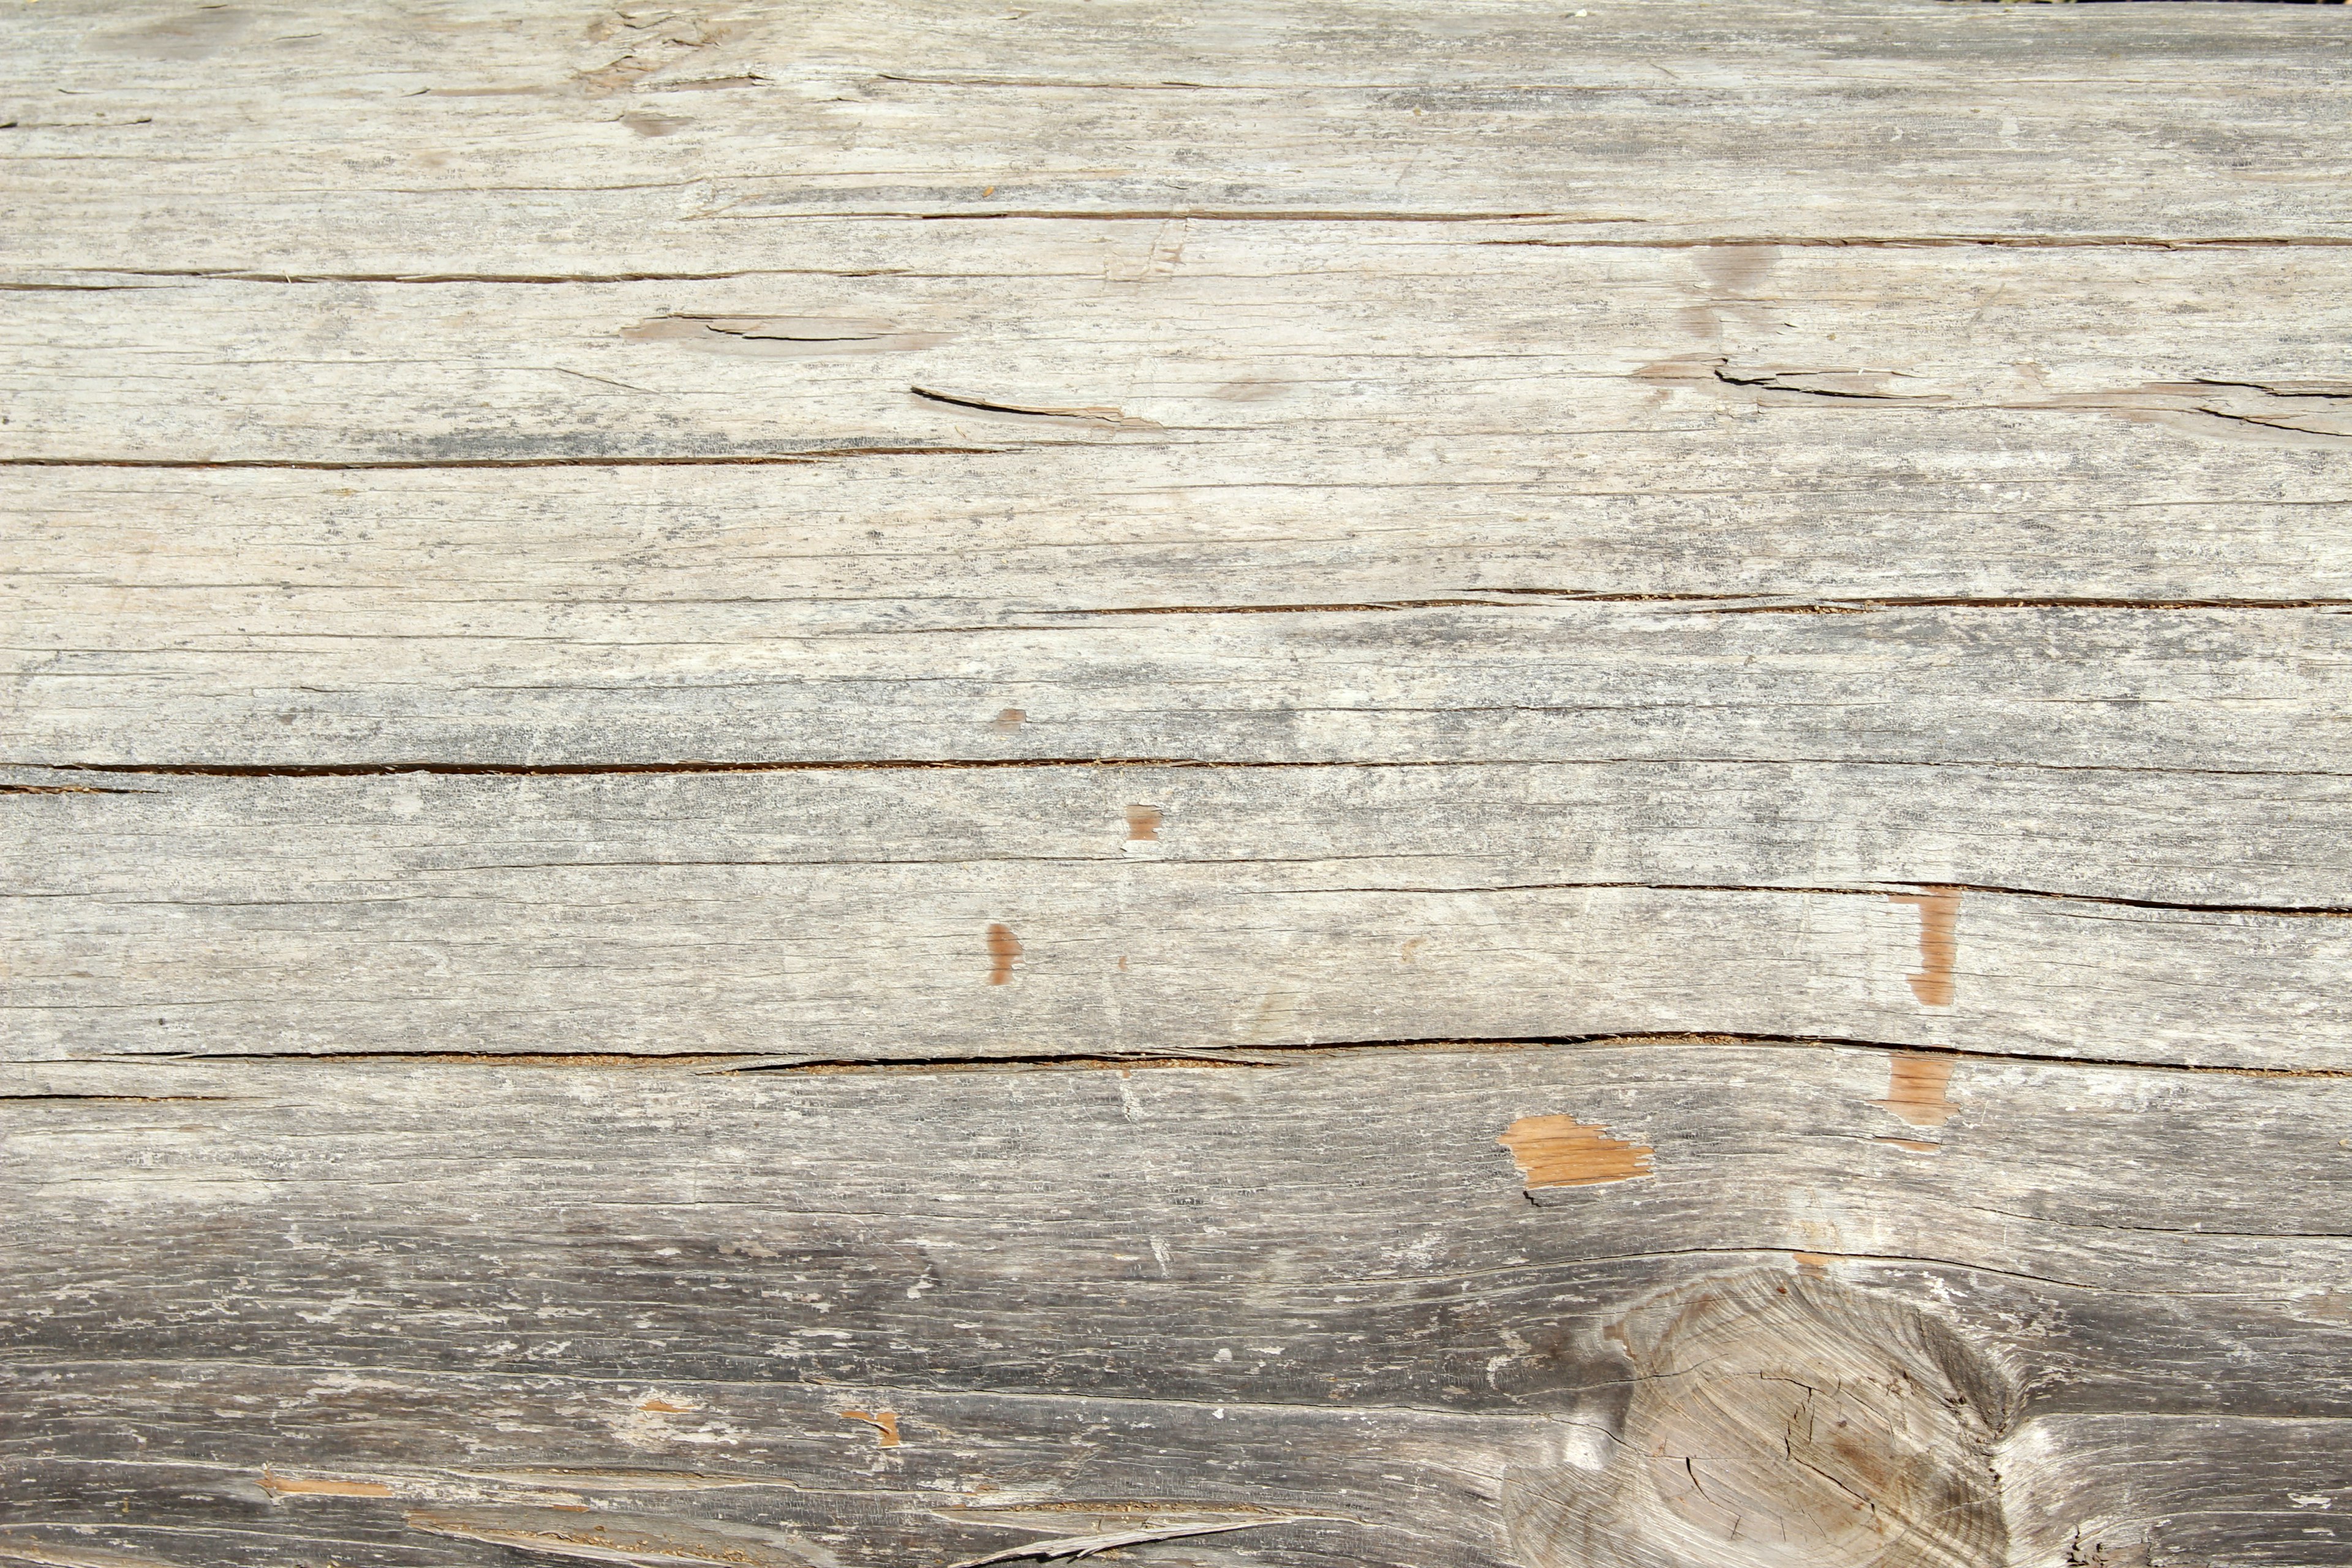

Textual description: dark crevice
[89,856,2340,919]
[31,1047,1267,1074]
[1893,880,2352,918]
[1481,233,2352,249]
[81,269,916,285]
[20,236,2352,292]
[0,784,159,795]
[908,385,1156,428]
[1714,366,1917,401]
[18,757,2352,780]
[20,758,1254,777]
[0,1093,235,1104]
[0,448,1014,471]
[1085,594,2352,614]
[710,1033,2352,1082]
[723,215,2352,239]
[36,1033,2350,1083]
[1254,878,2352,918]
[757,209,1578,222]
[1086,598,1529,615]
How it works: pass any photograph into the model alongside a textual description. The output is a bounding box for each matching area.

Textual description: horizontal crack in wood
[26,1033,2347,1082]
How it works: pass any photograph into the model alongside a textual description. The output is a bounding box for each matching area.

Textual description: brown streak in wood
[840,1410,901,1447]
[986,923,1022,985]
[1124,804,1162,842]
[1498,1114,1653,1189]
[406,1507,819,1566]
[257,1469,394,1498]
[1887,888,1960,1006]
[1873,1055,1959,1128]
[1875,1136,1943,1155]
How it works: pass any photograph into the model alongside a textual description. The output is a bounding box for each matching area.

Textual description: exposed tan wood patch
[986,924,1022,986]
[840,1410,901,1448]
[1888,888,1962,1006]
[1498,1115,1653,1189]
[1874,1054,1960,1129]
[1123,804,1161,842]
[257,1469,394,1498]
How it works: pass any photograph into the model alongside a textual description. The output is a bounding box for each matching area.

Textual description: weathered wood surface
[6,0,2352,1564]
[11,245,2352,465]
[6,0,2350,276]
[6,1047,2352,1567]
[9,766,2352,1066]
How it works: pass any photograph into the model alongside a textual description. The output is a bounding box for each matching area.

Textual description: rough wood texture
[5,1,2350,1565]
[6,1048,2352,1567]
[9,766,2352,1067]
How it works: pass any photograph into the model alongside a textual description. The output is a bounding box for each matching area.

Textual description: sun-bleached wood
[5,0,2350,278]
[5,0,2349,1563]
[9,244,2352,464]
[7,765,2351,1068]
[10,600,2345,771]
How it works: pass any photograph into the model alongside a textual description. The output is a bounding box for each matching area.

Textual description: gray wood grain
[6,0,2350,277]
[9,440,2351,608]
[9,602,2346,770]
[7,0,2350,1561]
[4,1046,2351,1566]
[6,1387,2347,1567]
[7,765,2350,1068]
[8,246,2351,463]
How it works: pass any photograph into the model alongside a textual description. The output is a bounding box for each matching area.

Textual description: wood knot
[1504,1272,2014,1568]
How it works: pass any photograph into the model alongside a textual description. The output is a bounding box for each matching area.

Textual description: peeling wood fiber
[4,1,2351,1566]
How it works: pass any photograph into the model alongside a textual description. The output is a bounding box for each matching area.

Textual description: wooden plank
[9,246,2345,771]
[7,0,2350,1562]
[8,244,2351,463]
[2004,1417,2352,1568]
[9,1044,2351,1402]
[8,599,2343,770]
[5,0,2350,276]
[4,1046,2350,1566]
[7,443,2350,612]
[7,766,2351,1067]
[6,1385,2348,1567]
